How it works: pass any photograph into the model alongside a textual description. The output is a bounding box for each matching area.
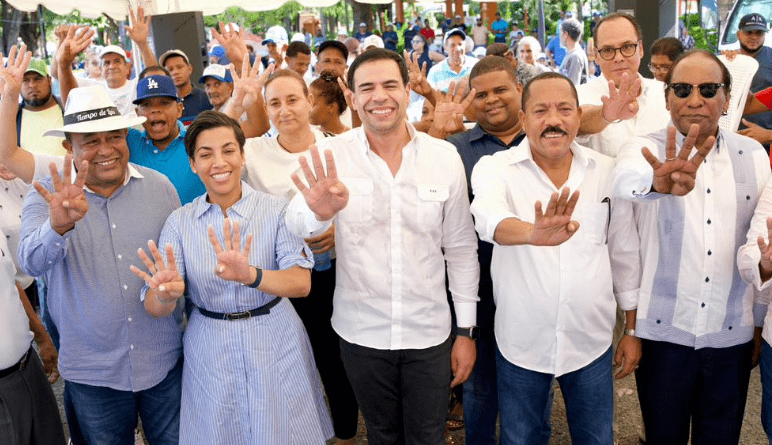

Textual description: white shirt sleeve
[470,155,520,244]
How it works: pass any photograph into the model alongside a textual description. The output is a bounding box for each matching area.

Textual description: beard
[740,40,762,54]
[26,92,51,107]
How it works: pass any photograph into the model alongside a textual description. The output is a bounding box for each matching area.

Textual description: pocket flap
[418,185,450,202]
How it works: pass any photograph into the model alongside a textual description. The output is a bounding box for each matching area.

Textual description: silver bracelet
[601,112,622,125]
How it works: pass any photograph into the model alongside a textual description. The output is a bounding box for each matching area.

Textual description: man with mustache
[16,58,65,157]
[470,71,640,444]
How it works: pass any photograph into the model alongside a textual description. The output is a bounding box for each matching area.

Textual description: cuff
[615,288,639,311]
[454,301,477,328]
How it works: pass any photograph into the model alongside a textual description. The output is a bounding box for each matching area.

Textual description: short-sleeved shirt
[420,27,436,42]
[20,106,66,156]
[180,87,213,126]
[491,19,508,42]
[127,121,206,204]
[757,87,772,111]
[547,35,567,67]
[426,57,478,93]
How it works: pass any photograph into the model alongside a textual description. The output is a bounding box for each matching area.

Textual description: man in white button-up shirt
[471,72,641,444]
[286,48,480,445]
[614,50,771,445]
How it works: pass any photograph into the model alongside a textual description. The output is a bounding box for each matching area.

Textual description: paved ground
[51,364,768,444]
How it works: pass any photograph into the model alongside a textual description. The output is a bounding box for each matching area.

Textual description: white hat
[291,33,306,42]
[100,45,128,62]
[44,86,146,137]
[362,35,384,51]
[472,47,487,58]
[159,49,190,67]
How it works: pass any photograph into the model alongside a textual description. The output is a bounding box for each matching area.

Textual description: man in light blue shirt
[427,29,478,92]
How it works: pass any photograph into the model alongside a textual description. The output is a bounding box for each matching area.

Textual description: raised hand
[530,187,581,246]
[0,44,31,96]
[125,5,151,44]
[208,218,254,283]
[291,146,348,221]
[32,154,89,235]
[57,25,95,66]
[758,217,772,282]
[600,72,641,123]
[336,71,355,114]
[231,59,270,110]
[212,22,248,69]
[404,50,434,99]
[131,240,185,303]
[641,125,714,196]
[54,24,69,44]
[429,80,475,137]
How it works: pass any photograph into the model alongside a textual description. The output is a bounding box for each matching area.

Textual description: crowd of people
[3,5,772,445]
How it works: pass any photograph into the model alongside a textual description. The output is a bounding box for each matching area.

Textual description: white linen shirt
[576,74,670,158]
[614,128,771,348]
[0,230,32,368]
[470,139,639,376]
[285,123,480,350]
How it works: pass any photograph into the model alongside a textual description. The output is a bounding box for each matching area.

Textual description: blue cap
[209,46,225,58]
[133,75,179,104]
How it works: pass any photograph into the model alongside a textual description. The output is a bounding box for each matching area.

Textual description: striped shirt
[149,183,332,443]
[613,128,771,348]
[18,164,182,391]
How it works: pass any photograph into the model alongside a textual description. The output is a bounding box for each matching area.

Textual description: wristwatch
[624,328,636,337]
[456,326,479,340]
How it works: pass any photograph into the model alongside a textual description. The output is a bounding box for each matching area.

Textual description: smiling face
[520,77,581,168]
[594,16,642,87]
[666,54,728,147]
[351,59,410,136]
[204,78,234,109]
[189,126,245,209]
[470,70,522,134]
[100,53,130,88]
[264,76,312,135]
[316,47,347,78]
[135,96,183,146]
[64,129,129,197]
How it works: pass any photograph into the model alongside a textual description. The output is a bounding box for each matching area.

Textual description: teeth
[212,172,230,180]
[95,159,117,166]
[371,109,391,115]
[543,133,564,138]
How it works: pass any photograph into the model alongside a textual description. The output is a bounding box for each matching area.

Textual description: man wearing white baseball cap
[427,28,478,92]
[198,64,234,113]
[361,35,385,52]
[56,6,159,119]
[17,83,183,444]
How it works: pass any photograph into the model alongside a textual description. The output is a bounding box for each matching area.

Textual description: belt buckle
[226,311,251,321]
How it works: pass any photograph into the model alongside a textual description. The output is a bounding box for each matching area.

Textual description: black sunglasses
[668,83,725,99]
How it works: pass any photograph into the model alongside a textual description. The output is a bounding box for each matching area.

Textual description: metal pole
[538,0,546,47]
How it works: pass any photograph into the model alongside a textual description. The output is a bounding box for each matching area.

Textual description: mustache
[540,126,567,137]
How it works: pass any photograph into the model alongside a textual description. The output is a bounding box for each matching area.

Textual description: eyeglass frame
[647,63,672,74]
[665,82,726,99]
[596,41,641,61]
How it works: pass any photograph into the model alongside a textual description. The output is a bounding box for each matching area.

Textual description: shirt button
[707,188,711,194]
[705,277,710,283]
[656,319,661,324]
[707,219,711,224]
[154,149,159,154]
[701,302,706,307]
[747,196,751,200]
[127,317,132,322]
[739,150,744,155]
[123,284,128,290]
[55,242,61,247]
[130,344,135,350]
[708,250,712,255]
[112,223,117,229]
[729,326,733,330]
[117,254,122,260]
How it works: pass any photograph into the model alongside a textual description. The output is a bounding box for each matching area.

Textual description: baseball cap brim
[741,24,768,32]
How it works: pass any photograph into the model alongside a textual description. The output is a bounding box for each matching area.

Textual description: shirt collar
[192,180,255,219]
[353,120,418,155]
[674,125,724,153]
[70,162,143,195]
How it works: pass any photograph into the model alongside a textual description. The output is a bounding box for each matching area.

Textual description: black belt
[0,347,30,379]
[196,297,281,321]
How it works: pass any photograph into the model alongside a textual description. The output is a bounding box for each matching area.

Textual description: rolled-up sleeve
[470,155,520,244]
[612,137,659,199]
[608,197,640,311]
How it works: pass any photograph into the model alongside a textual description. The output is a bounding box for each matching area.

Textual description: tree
[1,0,24,53]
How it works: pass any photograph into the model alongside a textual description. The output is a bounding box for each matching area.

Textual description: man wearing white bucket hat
[16,82,183,444]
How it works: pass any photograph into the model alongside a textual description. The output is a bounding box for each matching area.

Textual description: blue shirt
[180,87,213,126]
[491,19,509,42]
[547,35,566,67]
[18,164,182,391]
[426,57,478,92]
[383,31,399,52]
[127,121,206,205]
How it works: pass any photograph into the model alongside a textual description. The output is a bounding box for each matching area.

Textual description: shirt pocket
[580,202,610,246]
[416,184,450,227]
[340,177,373,223]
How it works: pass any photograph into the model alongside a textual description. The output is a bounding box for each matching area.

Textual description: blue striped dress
[149,183,333,444]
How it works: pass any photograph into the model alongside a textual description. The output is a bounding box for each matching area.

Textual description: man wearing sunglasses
[613,50,771,445]
[574,12,671,158]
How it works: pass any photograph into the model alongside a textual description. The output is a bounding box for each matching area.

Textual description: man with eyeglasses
[613,49,771,445]
[648,37,684,83]
[735,13,772,151]
[575,12,671,158]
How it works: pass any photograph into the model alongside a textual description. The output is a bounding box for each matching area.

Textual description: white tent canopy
[4,0,374,20]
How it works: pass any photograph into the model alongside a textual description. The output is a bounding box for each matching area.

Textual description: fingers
[243,234,253,260]
[323,149,337,180]
[460,87,476,110]
[208,224,223,254]
[160,280,185,298]
[51,158,65,192]
[564,189,580,218]
[72,160,89,189]
[298,156,316,188]
[555,187,570,216]
[223,218,233,251]
[533,199,544,220]
[665,126,678,162]
[129,264,153,284]
[32,181,54,203]
[678,124,700,161]
[165,243,179,274]
[688,135,716,167]
[641,147,663,171]
[543,191,560,218]
[310,145,327,182]
[136,245,156,273]
[742,118,759,128]
[147,240,167,272]
[291,172,308,192]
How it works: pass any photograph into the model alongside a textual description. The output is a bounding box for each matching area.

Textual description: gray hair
[518,36,542,55]
[561,18,583,42]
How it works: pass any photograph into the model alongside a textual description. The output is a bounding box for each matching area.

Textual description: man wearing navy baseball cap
[736,13,772,150]
[126,74,205,205]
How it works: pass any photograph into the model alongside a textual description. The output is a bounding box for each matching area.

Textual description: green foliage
[682,13,717,51]
[41,7,115,47]
[203,2,304,35]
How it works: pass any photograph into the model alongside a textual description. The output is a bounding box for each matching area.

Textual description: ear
[62,139,74,154]
[176,102,184,119]
[307,93,316,107]
[189,157,197,175]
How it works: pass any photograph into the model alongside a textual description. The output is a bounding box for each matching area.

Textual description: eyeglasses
[668,83,725,99]
[597,42,639,60]
[647,63,671,74]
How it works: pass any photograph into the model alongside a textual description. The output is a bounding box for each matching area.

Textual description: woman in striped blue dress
[131,111,333,444]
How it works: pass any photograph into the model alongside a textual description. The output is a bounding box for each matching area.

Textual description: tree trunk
[347,0,372,32]
[576,0,584,23]
[19,10,41,55]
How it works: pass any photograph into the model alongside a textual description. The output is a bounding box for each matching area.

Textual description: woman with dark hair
[132,110,333,444]
[309,71,349,135]
[409,33,444,73]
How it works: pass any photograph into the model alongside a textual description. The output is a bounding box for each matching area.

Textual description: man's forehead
[354,60,402,87]
[23,72,46,80]
[101,53,125,62]
[446,36,464,45]
[319,48,345,60]
[596,17,638,46]
[73,129,125,140]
